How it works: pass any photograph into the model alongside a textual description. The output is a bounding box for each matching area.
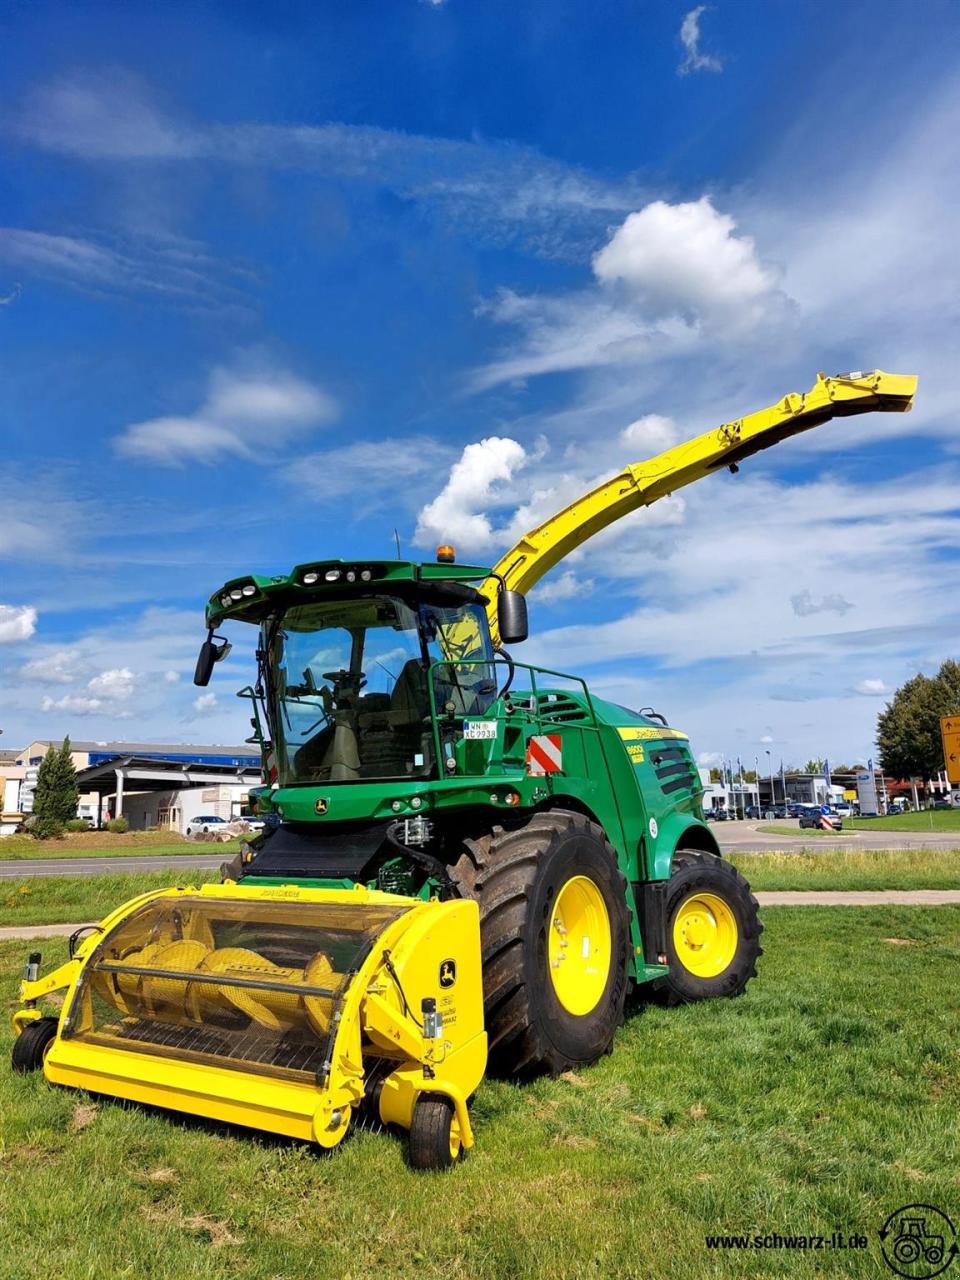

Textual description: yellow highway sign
[941,716,960,784]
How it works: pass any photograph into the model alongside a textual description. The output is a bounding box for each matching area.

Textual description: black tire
[11,1016,58,1074]
[408,1094,462,1170]
[654,849,762,1004]
[450,810,631,1078]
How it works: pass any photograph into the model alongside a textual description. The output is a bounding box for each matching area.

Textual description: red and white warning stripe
[819,814,833,831]
[526,734,563,776]
[265,749,279,785]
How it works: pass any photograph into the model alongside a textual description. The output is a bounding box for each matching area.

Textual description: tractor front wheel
[656,850,762,1004]
[409,1094,463,1170]
[451,810,631,1078]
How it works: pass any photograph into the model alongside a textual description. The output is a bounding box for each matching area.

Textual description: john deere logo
[314,797,329,815]
[439,959,457,988]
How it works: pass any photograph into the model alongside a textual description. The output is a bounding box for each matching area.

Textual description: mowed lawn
[729,847,960,891]
[0,831,245,862]
[1,906,958,1280]
[848,808,960,832]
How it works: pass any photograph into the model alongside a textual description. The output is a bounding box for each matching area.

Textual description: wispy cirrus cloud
[115,366,338,465]
[0,226,251,307]
[678,6,724,76]
[13,73,642,260]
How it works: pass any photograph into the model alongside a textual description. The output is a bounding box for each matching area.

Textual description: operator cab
[276,590,497,784]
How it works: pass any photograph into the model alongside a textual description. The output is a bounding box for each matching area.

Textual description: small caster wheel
[11,1017,58,1074]
[408,1094,464,1170]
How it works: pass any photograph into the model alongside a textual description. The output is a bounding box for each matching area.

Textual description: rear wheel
[450,810,630,1077]
[655,850,762,1004]
[11,1016,57,1074]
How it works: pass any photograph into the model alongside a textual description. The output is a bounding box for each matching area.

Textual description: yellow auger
[13,882,486,1170]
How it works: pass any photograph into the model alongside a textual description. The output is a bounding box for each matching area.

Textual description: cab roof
[205,559,492,627]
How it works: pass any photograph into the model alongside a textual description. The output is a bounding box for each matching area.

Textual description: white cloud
[193,692,218,713]
[20,650,80,684]
[115,367,337,466]
[164,670,180,683]
[87,667,136,701]
[760,735,774,744]
[620,414,678,455]
[592,199,776,324]
[473,199,780,389]
[415,437,529,552]
[0,604,37,643]
[532,571,594,605]
[40,693,103,716]
[854,678,889,696]
[678,6,724,75]
[698,750,724,767]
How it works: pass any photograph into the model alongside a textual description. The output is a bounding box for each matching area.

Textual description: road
[0,853,224,879]
[715,818,960,853]
[0,820,957,877]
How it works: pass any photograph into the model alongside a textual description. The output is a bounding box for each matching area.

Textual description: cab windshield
[268,595,496,784]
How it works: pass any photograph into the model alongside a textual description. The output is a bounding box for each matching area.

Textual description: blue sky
[2,0,960,769]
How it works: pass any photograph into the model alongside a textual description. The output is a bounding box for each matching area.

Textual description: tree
[802,758,824,774]
[877,660,960,781]
[32,737,79,825]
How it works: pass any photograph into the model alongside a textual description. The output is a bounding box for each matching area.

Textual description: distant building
[2,739,262,835]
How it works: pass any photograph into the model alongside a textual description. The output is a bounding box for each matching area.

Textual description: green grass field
[729,847,959,891]
[848,809,960,832]
[0,849,957,929]
[0,871,220,927]
[1,906,957,1279]
[0,831,245,861]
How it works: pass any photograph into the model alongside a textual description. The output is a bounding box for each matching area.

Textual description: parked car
[786,802,805,818]
[832,802,853,818]
[798,806,842,831]
[764,805,788,819]
[186,814,230,835]
[930,798,953,811]
[706,808,728,821]
[744,804,761,819]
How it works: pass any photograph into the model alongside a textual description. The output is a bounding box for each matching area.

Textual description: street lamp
[765,749,773,814]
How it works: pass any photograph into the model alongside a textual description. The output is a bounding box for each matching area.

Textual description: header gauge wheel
[451,810,630,1078]
[656,849,762,1004]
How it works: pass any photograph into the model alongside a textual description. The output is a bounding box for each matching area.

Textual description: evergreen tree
[32,737,79,824]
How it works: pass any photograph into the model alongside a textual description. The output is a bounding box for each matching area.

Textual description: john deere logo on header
[314,797,329,815]
[439,959,457,988]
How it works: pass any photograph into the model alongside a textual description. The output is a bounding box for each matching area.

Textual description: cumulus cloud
[115,367,337,466]
[791,590,854,618]
[854,678,889,696]
[759,735,774,744]
[193,692,218,713]
[87,667,136,701]
[620,414,678,456]
[41,693,103,715]
[592,199,776,324]
[678,6,724,75]
[164,670,180,683]
[473,198,780,389]
[280,436,449,503]
[0,604,37,643]
[415,437,529,551]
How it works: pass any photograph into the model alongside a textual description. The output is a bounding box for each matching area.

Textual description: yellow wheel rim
[548,875,612,1016]
[672,892,738,977]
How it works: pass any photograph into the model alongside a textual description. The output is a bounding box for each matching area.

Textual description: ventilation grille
[534,693,590,724]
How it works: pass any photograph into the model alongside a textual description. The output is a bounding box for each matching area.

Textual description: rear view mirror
[194,639,218,687]
[497,589,528,645]
[194,634,232,686]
